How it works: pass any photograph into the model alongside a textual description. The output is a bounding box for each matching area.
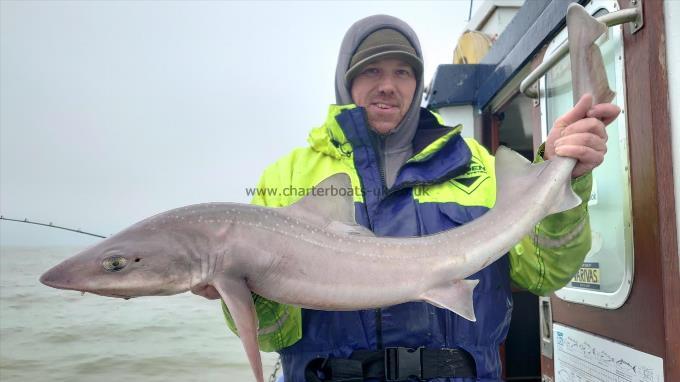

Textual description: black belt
[304,346,477,382]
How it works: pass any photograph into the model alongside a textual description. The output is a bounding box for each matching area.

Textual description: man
[198,15,620,381]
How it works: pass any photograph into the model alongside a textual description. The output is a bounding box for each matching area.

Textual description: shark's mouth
[88,290,135,300]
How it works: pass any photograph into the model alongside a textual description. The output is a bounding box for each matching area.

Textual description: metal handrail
[519,7,640,98]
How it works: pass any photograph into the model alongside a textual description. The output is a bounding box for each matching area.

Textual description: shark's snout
[40,263,124,297]
[40,265,74,290]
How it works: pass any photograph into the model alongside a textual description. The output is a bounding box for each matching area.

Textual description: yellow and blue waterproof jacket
[224,104,593,382]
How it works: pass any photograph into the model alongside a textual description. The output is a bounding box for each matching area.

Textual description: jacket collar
[307,104,357,160]
[307,104,472,186]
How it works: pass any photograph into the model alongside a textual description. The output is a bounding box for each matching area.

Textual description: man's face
[350,58,417,134]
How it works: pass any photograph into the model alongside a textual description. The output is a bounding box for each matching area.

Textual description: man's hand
[544,93,621,178]
[191,284,221,300]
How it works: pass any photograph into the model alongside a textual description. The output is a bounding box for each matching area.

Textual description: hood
[334,15,425,187]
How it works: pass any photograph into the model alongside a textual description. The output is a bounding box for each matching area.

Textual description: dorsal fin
[494,146,581,215]
[279,173,357,226]
[494,146,535,180]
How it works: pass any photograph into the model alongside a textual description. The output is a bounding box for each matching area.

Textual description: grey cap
[344,28,423,83]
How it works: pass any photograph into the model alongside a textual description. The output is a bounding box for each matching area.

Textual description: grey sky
[1,0,481,246]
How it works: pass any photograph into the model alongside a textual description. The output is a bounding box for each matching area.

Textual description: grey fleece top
[334,15,425,188]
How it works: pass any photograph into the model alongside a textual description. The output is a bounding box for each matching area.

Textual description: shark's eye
[102,255,128,272]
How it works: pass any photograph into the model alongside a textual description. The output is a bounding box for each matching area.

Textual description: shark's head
[40,224,196,299]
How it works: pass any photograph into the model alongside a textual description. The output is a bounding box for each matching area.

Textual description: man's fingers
[555,144,605,177]
[556,93,593,126]
[560,118,607,141]
[554,144,605,163]
[545,95,618,177]
[586,103,621,125]
[555,132,607,154]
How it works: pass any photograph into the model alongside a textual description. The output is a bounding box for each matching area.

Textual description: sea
[0,246,280,382]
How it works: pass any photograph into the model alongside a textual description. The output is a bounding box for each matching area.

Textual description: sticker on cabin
[554,324,664,382]
[570,262,600,290]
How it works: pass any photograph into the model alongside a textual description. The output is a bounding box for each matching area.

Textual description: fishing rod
[0,216,106,238]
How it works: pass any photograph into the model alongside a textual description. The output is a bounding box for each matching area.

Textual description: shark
[40,4,614,382]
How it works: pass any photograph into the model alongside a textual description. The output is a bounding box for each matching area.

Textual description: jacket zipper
[370,132,388,197]
[361,114,387,351]
[378,138,388,196]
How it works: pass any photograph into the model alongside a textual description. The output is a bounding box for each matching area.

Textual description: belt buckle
[384,347,423,381]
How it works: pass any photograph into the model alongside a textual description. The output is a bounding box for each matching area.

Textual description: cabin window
[497,92,535,161]
[540,1,633,309]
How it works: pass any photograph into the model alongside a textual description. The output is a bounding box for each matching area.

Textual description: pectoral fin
[421,279,479,322]
[213,278,264,382]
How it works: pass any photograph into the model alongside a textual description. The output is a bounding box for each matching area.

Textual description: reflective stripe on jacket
[222,104,593,382]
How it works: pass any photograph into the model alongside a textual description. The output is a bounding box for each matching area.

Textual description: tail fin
[567,3,615,104]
